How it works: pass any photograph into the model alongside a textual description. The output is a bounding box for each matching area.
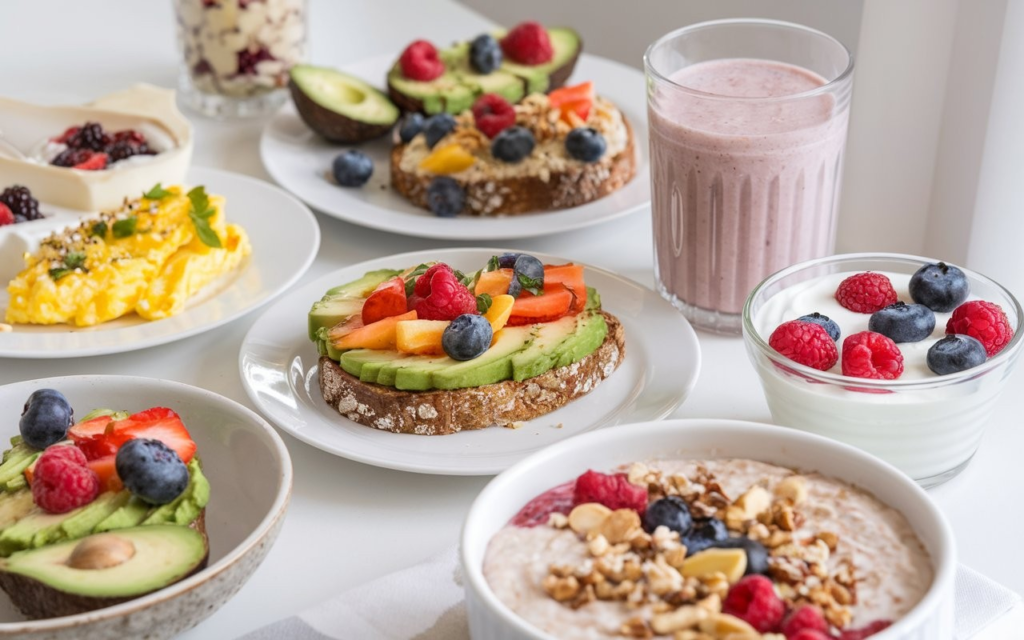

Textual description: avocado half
[0,521,209,619]
[289,64,400,143]
[387,27,582,115]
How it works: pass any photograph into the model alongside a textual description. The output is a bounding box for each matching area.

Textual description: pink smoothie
[650,58,850,322]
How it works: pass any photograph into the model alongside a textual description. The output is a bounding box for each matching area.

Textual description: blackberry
[51,148,93,168]
[66,122,109,151]
[0,185,42,221]
[107,140,152,163]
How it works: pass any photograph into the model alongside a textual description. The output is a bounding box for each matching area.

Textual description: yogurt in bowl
[742,253,1023,487]
[461,420,955,640]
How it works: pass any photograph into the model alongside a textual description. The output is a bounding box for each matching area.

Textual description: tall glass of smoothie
[645,19,854,334]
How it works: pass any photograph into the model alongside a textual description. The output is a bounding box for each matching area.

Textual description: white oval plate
[239,248,700,475]
[0,167,320,358]
[259,53,651,240]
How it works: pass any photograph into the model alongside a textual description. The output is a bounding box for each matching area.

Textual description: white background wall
[461,0,1022,295]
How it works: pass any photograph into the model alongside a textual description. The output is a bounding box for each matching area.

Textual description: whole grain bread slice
[0,510,209,619]
[390,119,636,216]
[319,311,626,435]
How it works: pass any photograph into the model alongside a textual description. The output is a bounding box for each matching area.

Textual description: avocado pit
[67,534,135,570]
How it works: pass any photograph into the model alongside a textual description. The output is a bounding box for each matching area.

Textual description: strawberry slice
[72,152,109,171]
[361,277,408,325]
[548,82,594,124]
[69,408,196,464]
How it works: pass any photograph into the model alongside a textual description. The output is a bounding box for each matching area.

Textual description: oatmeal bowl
[742,253,1023,487]
[460,419,955,640]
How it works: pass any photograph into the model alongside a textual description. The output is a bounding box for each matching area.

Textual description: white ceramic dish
[0,375,292,639]
[0,166,320,359]
[239,248,700,475]
[259,53,651,240]
[460,419,956,640]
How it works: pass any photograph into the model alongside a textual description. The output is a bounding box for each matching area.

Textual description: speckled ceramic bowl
[0,376,292,639]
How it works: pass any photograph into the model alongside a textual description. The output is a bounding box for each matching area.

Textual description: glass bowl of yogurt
[461,419,955,640]
[743,253,1023,487]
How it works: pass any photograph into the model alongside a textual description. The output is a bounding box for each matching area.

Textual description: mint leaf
[518,273,543,296]
[403,264,431,296]
[187,186,211,218]
[90,221,107,239]
[112,216,138,238]
[189,212,222,248]
[476,293,492,314]
[459,268,482,289]
[49,268,72,281]
[405,278,416,297]
[486,256,500,272]
[144,183,172,199]
[64,252,86,270]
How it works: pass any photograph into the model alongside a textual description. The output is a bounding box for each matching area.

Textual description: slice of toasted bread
[390,118,636,216]
[319,311,625,435]
[0,510,209,619]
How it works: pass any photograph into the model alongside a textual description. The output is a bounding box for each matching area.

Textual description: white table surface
[1,1,1022,638]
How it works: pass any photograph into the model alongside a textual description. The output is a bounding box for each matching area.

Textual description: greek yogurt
[744,258,1022,485]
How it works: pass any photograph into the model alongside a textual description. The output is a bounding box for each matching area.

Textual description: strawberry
[361,277,408,325]
[548,82,595,124]
[69,408,196,464]
[72,152,109,171]
[0,203,13,226]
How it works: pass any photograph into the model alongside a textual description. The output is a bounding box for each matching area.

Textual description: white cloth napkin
[241,548,1020,640]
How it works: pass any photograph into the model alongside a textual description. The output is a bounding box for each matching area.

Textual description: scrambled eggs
[5,185,251,327]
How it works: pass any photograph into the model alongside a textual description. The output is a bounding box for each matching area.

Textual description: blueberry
[423,113,456,149]
[19,389,73,450]
[642,496,693,535]
[115,438,189,505]
[709,537,769,575]
[797,312,840,341]
[491,126,535,163]
[398,113,424,144]
[332,150,373,187]
[927,334,988,375]
[469,34,502,74]
[507,253,545,298]
[565,127,607,163]
[496,252,522,269]
[426,177,465,217]
[681,517,728,554]
[868,302,936,343]
[910,262,970,312]
[442,314,494,361]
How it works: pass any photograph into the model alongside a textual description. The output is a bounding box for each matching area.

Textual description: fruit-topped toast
[309,253,626,435]
[0,390,209,619]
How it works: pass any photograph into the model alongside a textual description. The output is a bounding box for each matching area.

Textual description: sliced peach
[475,269,513,297]
[328,314,365,344]
[419,144,476,174]
[332,310,417,351]
[396,319,449,355]
[88,455,123,493]
[484,294,515,332]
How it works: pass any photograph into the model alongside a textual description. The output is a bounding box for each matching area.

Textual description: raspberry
[722,575,785,632]
[835,272,898,313]
[501,21,553,65]
[472,94,516,139]
[841,331,904,380]
[768,321,838,371]
[399,40,445,82]
[790,632,832,640]
[572,470,648,513]
[0,203,13,226]
[54,126,80,144]
[781,605,830,638]
[947,300,1013,357]
[839,620,891,640]
[31,446,100,514]
[411,264,477,321]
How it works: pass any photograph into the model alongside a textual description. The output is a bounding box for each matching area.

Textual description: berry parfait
[742,253,1023,487]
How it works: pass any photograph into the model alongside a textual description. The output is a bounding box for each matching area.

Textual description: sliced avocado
[389,355,456,391]
[429,326,535,390]
[0,444,39,490]
[308,269,400,342]
[445,41,526,105]
[585,286,601,311]
[4,476,26,493]
[501,27,582,93]
[510,314,581,381]
[0,491,34,531]
[337,349,408,381]
[0,491,128,557]
[553,312,608,368]
[289,64,399,143]
[387,63,475,115]
[2,525,207,599]
[142,459,209,527]
[94,496,151,533]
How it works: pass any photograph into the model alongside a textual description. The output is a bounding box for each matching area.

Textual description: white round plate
[239,248,700,475]
[260,53,651,240]
[0,166,320,359]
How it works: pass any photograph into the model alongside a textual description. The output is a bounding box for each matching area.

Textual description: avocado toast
[0,393,210,619]
[309,253,625,435]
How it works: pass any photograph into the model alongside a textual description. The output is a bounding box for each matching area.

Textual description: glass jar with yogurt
[173,0,307,118]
